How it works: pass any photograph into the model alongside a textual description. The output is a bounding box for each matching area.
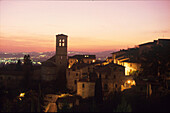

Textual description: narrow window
[104,84,108,90]
[115,84,117,88]
[59,39,61,42]
[82,84,85,88]
[61,56,62,59]
[62,39,65,42]
[114,75,116,79]
[76,73,78,76]
[59,43,61,46]
[74,80,77,85]
[62,43,65,46]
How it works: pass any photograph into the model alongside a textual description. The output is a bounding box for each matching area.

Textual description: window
[76,73,78,76]
[82,84,85,88]
[62,43,65,46]
[59,39,61,42]
[105,75,108,79]
[61,56,62,59]
[130,64,132,67]
[115,84,117,88]
[104,84,108,90]
[74,80,77,85]
[62,39,65,42]
[59,43,61,46]
[114,75,116,79]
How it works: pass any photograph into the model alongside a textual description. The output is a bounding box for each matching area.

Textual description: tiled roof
[71,63,90,70]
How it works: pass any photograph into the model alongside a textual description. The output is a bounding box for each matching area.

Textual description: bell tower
[56,34,68,68]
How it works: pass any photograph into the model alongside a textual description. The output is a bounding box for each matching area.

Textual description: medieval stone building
[41,34,68,81]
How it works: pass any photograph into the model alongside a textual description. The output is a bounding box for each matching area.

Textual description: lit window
[62,39,65,42]
[59,39,61,42]
[62,43,65,46]
[59,43,61,46]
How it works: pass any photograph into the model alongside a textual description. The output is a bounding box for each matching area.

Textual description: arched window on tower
[59,42,61,46]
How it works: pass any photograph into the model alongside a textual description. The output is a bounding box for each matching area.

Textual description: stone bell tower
[56,34,68,68]
[55,34,68,80]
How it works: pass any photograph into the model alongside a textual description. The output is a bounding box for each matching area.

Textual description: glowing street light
[127,80,131,84]
[19,93,25,97]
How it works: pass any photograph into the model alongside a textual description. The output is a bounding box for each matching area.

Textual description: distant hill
[0,50,117,62]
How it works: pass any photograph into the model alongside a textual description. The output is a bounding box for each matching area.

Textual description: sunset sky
[0,0,170,52]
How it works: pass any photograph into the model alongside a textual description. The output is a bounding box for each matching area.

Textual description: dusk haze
[0,0,170,52]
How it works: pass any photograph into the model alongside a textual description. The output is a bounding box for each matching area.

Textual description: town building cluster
[0,34,170,112]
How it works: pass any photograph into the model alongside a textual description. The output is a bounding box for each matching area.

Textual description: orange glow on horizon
[0,1,170,52]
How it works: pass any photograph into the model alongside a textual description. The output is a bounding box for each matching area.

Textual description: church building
[41,34,68,81]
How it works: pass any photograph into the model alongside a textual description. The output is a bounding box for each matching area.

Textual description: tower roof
[56,34,68,37]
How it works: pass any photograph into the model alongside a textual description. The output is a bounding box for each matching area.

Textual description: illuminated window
[59,43,61,46]
[62,39,65,42]
[62,43,65,46]
[59,39,61,42]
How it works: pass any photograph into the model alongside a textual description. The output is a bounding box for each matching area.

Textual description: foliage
[94,74,103,104]
[113,96,132,112]
[139,44,170,78]
[57,101,71,112]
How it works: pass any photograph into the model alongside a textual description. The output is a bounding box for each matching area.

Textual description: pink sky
[0,0,170,52]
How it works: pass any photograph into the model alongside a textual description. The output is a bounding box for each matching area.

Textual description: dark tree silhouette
[139,44,170,88]
[94,73,103,104]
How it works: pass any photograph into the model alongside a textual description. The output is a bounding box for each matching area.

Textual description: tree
[94,73,103,104]
[139,44,170,78]
[15,59,22,71]
[113,96,132,112]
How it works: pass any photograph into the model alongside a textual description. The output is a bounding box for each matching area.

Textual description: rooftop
[69,55,96,59]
